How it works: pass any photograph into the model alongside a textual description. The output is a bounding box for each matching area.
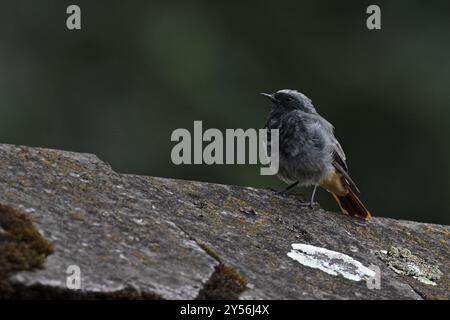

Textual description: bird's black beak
[260,93,278,103]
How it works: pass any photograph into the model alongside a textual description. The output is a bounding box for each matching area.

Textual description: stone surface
[0,143,448,299]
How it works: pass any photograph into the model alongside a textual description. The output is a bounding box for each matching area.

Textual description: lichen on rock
[376,246,443,286]
[287,243,376,282]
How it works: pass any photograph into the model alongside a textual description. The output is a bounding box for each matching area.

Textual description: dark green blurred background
[1,1,449,224]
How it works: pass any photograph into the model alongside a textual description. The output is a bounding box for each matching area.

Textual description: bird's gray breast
[265,110,334,186]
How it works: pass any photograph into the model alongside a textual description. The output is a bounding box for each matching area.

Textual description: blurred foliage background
[0,1,449,224]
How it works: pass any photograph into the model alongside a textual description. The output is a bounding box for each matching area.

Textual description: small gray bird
[261,89,371,220]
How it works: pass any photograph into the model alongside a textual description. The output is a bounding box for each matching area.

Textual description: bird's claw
[276,190,290,198]
[298,201,319,209]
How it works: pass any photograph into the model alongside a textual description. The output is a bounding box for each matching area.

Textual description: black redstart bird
[261,89,372,220]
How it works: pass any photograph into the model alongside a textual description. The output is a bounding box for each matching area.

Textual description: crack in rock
[170,222,248,300]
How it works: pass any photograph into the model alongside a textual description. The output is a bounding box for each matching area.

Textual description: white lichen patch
[287,243,376,282]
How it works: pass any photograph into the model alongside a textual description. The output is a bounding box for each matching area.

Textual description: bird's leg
[309,184,318,207]
[298,185,319,208]
[275,181,299,197]
[284,181,299,193]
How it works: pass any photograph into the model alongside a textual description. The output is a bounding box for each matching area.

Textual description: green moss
[0,204,54,297]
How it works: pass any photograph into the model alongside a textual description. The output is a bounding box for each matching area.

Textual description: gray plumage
[263,89,358,191]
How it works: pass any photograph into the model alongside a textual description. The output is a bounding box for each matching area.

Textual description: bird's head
[261,89,316,113]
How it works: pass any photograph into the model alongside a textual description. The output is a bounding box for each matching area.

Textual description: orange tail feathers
[331,188,372,220]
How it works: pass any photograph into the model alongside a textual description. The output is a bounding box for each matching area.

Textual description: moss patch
[0,204,54,297]
[196,264,247,300]
[195,242,248,299]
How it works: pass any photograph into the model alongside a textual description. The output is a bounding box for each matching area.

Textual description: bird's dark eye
[285,97,293,102]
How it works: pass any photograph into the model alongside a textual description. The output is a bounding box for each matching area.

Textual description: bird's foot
[270,181,299,198]
[274,189,304,199]
[275,190,292,198]
[298,201,320,209]
[267,187,290,197]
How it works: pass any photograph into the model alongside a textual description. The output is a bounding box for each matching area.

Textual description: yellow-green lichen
[376,246,443,286]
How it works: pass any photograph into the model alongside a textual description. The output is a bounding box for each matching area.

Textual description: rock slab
[0,144,448,299]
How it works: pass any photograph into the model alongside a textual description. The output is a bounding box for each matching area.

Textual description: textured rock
[0,143,448,299]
